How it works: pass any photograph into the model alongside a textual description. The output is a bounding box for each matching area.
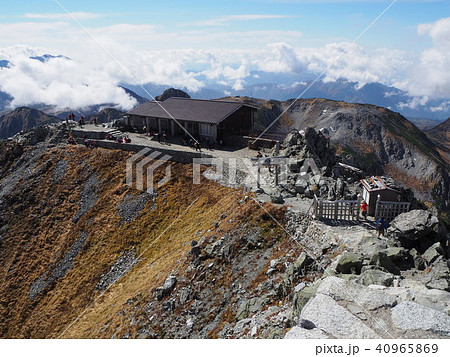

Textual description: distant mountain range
[0,52,449,125]
[123,77,450,123]
[0,107,59,139]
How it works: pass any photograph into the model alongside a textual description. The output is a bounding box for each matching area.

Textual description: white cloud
[191,14,294,26]
[397,96,429,110]
[400,17,450,98]
[0,46,136,110]
[1,15,450,110]
[256,42,305,73]
[301,43,410,87]
[430,101,450,112]
[24,12,104,21]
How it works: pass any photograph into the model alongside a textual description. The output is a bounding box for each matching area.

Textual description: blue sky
[0,1,449,110]
[1,0,447,50]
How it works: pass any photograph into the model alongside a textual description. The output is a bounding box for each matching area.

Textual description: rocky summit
[248,97,450,210]
[0,101,449,339]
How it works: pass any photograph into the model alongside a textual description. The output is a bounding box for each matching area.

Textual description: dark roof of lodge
[127,97,257,124]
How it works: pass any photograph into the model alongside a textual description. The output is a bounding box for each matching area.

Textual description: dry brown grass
[0,145,248,338]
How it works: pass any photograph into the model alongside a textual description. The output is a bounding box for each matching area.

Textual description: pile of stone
[269,128,362,201]
[286,209,450,338]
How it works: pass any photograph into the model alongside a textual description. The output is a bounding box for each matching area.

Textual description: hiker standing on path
[194,141,202,152]
[360,200,368,220]
[376,217,387,237]
[157,132,161,143]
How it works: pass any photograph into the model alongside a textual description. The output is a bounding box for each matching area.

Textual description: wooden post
[356,194,361,222]
[257,165,261,189]
[375,194,381,220]
[275,164,279,186]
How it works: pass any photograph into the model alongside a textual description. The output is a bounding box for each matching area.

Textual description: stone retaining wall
[75,138,212,164]
[72,129,108,140]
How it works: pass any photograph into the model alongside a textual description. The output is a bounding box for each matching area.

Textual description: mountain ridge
[0,107,59,139]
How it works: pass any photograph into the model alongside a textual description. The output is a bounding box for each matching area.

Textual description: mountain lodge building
[126,97,257,142]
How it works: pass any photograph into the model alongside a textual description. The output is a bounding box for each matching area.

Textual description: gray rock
[317,277,397,310]
[304,188,314,199]
[295,178,308,194]
[293,252,313,273]
[270,194,284,204]
[423,258,450,292]
[383,247,410,264]
[284,326,329,339]
[204,237,225,257]
[384,283,450,314]
[270,259,280,269]
[156,274,177,301]
[410,248,427,270]
[300,293,379,338]
[73,173,99,223]
[292,285,319,317]
[294,282,306,292]
[346,303,367,320]
[357,269,394,287]
[52,159,68,183]
[190,242,201,260]
[391,301,450,335]
[283,130,302,147]
[370,252,400,275]
[422,242,445,266]
[388,210,439,240]
[236,297,268,321]
[335,252,364,274]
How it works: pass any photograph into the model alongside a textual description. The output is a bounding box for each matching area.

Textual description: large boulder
[423,257,450,292]
[357,268,394,287]
[388,210,440,241]
[335,252,364,274]
[292,284,319,317]
[300,293,379,338]
[391,301,450,335]
[422,242,445,266]
[317,277,397,311]
[282,129,302,148]
[156,274,177,301]
[370,252,400,275]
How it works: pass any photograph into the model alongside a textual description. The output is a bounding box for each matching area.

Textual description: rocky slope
[0,123,449,339]
[0,107,59,139]
[426,118,450,164]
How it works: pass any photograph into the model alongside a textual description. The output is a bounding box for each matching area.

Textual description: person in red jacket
[360,200,368,220]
